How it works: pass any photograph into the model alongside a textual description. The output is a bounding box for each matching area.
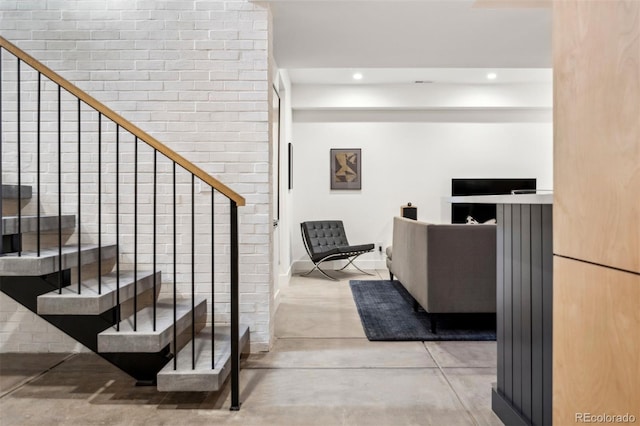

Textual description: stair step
[37,270,160,315]
[0,244,117,276]
[97,297,207,353]
[156,324,250,392]
[2,215,76,235]
[1,184,32,199]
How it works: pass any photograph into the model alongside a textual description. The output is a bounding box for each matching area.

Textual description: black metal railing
[0,37,244,410]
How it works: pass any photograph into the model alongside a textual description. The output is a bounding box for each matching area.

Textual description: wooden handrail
[0,36,245,206]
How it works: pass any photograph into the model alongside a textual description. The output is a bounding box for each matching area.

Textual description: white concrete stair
[97,297,207,353]
[2,214,76,235]
[1,184,32,199]
[0,244,117,276]
[37,270,160,315]
[156,324,250,392]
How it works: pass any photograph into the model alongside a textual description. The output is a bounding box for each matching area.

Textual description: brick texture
[0,0,273,352]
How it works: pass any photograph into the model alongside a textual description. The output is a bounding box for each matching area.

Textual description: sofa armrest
[392,217,429,307]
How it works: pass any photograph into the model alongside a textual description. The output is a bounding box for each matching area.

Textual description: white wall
[0,0,273,352]
[293,83,552,110]
[268,66,293,344]
[290,83,553,271]
[274,70,293,287]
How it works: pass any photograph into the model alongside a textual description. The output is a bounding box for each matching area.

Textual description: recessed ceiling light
[487,72,497,80]
[353,73,363,80]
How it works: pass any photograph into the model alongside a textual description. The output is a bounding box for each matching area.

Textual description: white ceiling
[269,0,552,84]
[287,67,552,85]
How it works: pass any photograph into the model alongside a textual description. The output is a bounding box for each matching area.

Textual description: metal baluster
[98,113,102,294]
[77,99,81,294]
[211,188,216,368]
[153,149,157,331]
[98,112,102,294]
[230,200,240,411]
[134,136,138,331]
[173,162,177,370]
[37,72,41,256]
[191,174,195,370]
[116,125,120,330]
[16,59,21,256]
[57,85,62,294]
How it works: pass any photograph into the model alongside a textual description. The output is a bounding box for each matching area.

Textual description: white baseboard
[273,264,293,315]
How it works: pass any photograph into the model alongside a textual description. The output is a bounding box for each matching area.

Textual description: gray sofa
[387,217,497,331]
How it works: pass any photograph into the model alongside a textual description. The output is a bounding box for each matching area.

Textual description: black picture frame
[288,143,293,190]
[330,148,361,190]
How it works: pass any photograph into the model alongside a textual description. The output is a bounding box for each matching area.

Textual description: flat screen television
[451,178,536,224]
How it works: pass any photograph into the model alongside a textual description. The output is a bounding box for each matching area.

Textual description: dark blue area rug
[349,280,496,341]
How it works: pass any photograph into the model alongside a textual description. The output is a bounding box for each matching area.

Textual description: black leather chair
[300,220,375,280]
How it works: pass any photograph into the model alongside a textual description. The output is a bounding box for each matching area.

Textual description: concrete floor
[0,270,503,425]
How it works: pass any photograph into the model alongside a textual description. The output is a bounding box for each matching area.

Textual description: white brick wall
[0,0,273,352]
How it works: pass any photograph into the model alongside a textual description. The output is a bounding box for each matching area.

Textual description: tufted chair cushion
[301,220,373,263]
[301,221,348,260]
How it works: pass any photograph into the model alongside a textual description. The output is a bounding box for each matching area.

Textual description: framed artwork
[330,148,361,190]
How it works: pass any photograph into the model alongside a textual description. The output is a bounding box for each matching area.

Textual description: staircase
[0,37,248,409]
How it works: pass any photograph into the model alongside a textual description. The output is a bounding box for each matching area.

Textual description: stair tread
[156,324,250,392]
[105,297,207,334]
[1,184,32,199]
[37,270,159,315]
[0,243,115,258]
[39,270,156,298]
[159,324,250,372]
[0,244,118,276]
[97,297,207,353]
[2,214,76,235]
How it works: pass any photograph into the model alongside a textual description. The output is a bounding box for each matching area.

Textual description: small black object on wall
[401,203,417,220]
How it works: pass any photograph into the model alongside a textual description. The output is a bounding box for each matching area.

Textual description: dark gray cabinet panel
[492,203,553,426]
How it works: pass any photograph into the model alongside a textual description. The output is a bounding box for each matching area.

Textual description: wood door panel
[553,256,640,425]
[553,0,640,273]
